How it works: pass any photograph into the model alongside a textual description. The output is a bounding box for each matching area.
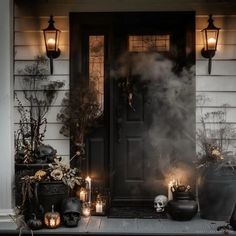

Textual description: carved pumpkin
[27,214,43,230]
[44,205,61,229]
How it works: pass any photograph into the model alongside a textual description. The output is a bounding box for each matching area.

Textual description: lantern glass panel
[206,30,218,50]
[44,31,60,52]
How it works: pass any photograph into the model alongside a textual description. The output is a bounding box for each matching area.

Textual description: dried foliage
[196,96,236,168]
[20,158,83,191]
[18,158,84,226]
[9,207,34,236]
[14,56,64,164]
[48,159,84,189]
[57,80,102,158]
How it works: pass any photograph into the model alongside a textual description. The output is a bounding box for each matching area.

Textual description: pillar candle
[86,176,91,204]
[79,189,86,202]
[96,202,103,213]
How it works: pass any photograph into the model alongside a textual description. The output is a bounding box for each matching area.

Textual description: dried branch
[57,80,102,159]
[15,56,64,164]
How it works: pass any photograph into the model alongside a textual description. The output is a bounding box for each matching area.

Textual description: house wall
[0,0,14,221]
[12,0,236,199]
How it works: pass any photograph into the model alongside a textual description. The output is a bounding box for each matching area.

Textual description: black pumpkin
[27,214,43,230]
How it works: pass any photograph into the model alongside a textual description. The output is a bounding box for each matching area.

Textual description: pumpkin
[44,205,61,229]
[27,214,43,230]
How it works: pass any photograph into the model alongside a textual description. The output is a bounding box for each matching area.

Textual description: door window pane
[129,35,170,52]
[89,36,104,111]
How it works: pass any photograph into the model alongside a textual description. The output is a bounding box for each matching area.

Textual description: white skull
[154,195,168,212]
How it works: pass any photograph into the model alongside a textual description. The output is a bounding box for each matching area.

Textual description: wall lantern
[43,15,61,74]
[201,14,220,74]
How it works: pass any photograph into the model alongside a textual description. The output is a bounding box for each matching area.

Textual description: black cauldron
[168,185,198,221]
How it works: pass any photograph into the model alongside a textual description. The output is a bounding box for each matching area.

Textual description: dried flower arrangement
[17,157,84,229]
[57,80,102,161]
[21,158,83,192]
[14,56,64,164]
[196,96,236,168]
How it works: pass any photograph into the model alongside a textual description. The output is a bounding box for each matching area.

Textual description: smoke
[113,52,196,186]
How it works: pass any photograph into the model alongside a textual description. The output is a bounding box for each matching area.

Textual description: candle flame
[47,38,55,50]
[86,176,91,182]
[49,218,56,227]
[208,37,216,44]
[83,207,91,217]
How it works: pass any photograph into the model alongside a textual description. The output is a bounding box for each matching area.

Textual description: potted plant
[19,158,84,221]
[14,55,64,207]
[57,80,102,167]
[196,98,236,221]
[15,56,64,164]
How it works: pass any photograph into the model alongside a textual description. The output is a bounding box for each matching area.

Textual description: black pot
[15,163,50,206]
[230,204,236,230]
[35,181,69,214]
[198,164,236,221]
[168,189,198,221]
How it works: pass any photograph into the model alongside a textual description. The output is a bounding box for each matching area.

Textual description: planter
[35,181,69,214]
[15,163,49,206]
[198,164,236,221]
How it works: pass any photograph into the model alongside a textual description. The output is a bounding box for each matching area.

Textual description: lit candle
[207,37,216,50]
[47,38,55,50]
[168,180,176,201]
[96,202,103,213]
[85,176,91,204]
[79,188,86,202]
[49,218,56,227]
[82,207,91,217]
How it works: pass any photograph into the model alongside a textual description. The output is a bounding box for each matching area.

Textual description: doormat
[108,206,168,219]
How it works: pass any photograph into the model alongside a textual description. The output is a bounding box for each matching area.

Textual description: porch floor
[1,214,236,235]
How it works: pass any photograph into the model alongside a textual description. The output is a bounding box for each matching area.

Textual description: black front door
[70,12,195,206]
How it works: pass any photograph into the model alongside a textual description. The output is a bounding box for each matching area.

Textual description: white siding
[0,0,14,221]
[14,1,236,162]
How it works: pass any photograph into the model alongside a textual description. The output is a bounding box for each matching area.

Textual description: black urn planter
[15,163,49,207]
[35,181,69,214]
[198,164,236,221]
[167,186,198,221]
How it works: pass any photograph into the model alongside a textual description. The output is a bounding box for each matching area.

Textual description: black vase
[168,188,198,221]
[198,164,236,221]
[35,181,69,214]
[230,204,236,230]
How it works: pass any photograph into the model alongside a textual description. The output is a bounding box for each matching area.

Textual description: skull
[63,213,80,227]
[154,195,168,212]
[61,197,81,227]
[36,144,57,163]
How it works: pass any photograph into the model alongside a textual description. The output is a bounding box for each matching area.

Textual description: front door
[70,12,195,206]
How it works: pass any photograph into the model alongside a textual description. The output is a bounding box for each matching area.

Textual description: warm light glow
[168,179,177,201]
[49,218,56,227]
[79,189,87,202]
[82,207,91,217]
[85,176,92,203]
[96,202,103,213]
[47,38,55,50]
[86,176,91,182]
[207,37,216,50]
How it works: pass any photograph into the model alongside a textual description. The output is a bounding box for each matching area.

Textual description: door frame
[70,12,195,205]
